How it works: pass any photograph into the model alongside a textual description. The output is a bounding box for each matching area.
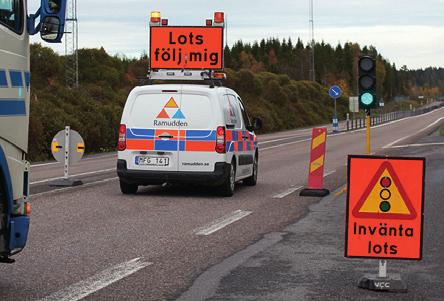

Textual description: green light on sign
[361,92,374,105]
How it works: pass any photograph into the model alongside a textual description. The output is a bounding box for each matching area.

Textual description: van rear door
[125,89,183,172]
[178,91,217,172]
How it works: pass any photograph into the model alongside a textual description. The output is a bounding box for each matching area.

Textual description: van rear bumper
[117,160,229,186]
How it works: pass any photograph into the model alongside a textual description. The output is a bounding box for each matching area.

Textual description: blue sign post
[328,85,342,132]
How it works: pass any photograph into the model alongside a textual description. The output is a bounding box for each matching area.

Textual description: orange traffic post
[300,128,330,197]
[346,155,425,292]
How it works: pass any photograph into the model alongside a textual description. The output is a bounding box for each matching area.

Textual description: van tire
[219,162,236,197]
[120,180,138,194]
[244,155,258,186]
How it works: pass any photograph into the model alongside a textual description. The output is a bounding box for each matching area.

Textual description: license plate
[136,156,169,166]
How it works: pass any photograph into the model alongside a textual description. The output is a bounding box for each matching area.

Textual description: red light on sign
[206,19,213,27]
[214,12,224,23]
[161,19,168,26]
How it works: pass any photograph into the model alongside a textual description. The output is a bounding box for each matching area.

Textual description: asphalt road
[0,106,443,301]
[185,129,444,301]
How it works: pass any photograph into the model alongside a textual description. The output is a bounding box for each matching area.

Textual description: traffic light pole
[365,109,371,155]
[366,108,389,283]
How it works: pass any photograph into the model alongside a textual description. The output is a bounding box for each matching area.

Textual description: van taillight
[216,126,226,153]
[117,124,127,151]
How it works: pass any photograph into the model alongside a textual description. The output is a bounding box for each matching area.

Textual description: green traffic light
[361,92,374,105]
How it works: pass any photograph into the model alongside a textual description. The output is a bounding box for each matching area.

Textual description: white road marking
[31,177,119,197]
[195,210,252,236]
[383,116,444,149]
[31,161,61,168]
[31,153,117,168]
[37,258,152,301]
[30,168,116,185]
[273,186,304,199]
[261,138,312,151]
[388,142,444,149]
[323,170,336,178]
[259,134,310,145]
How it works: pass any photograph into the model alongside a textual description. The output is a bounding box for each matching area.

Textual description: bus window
[0,0,23,34]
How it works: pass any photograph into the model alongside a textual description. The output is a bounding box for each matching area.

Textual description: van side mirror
[249,117,263,132]
[27,0,67,43]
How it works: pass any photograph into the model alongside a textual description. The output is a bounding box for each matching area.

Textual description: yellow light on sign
[150,11,161,23]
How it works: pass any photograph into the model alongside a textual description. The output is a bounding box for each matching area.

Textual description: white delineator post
[64,126,70,179]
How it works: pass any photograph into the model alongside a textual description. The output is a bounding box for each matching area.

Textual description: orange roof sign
[150,26,224,70]
[345,155,425,260]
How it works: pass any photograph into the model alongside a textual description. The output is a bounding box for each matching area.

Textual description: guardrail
[346,102,444,131]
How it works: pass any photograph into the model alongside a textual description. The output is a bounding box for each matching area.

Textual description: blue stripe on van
[0,99,26,116]
[185,130,216,141]
[127,128,155,139]
[155,140,178,151]
[9,71,23,87]
[0,70,7,87]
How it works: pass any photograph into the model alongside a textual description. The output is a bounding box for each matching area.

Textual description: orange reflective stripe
[126,140,154,150]
[185,141,215,152]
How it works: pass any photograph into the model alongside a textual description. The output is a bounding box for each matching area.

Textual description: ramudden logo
[154,97,189,127]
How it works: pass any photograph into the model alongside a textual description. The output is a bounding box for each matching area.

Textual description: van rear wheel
[219,163,235,197]
[120,180,138,195]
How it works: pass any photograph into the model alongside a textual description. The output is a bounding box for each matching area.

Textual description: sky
[29,0,444,69]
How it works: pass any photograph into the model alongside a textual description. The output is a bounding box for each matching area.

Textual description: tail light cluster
[216,126,226,153]
[117,124,127,151]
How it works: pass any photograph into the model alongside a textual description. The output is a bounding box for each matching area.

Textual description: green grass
[439,126,444,136]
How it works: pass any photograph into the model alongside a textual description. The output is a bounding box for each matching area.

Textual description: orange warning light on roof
[150,11,161,23]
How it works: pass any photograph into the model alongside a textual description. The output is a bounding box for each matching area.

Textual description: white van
[117,84,262,196]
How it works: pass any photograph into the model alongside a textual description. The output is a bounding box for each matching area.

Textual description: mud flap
[8,216,29,253]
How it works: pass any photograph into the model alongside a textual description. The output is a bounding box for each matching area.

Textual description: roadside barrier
[346,102,444,131]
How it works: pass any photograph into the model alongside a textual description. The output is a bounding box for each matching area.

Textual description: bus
[0,0,66,263]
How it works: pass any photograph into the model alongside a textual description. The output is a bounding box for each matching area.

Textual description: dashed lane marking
[273,186,304,199]
[37,258,152,301]
[194,210,252,236]
[323,170,336,178]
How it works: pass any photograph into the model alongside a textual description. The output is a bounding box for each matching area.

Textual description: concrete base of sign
[48,178,83,187]
[358,273,407,293]
[299,188,330,197]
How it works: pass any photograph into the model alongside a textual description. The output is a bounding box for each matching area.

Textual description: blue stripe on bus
[9,71,23,87]
[0,70,7,87]
[24,72,30,89]
[0,99,26,116]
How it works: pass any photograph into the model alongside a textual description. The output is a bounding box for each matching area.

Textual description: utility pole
[65,0,79,88]
[309,0,315,81]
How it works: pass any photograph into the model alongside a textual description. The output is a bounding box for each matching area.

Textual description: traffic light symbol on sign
[358,55,377,109]
[352,162,417,219]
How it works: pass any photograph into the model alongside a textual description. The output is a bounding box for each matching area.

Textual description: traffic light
[358,56,377,110]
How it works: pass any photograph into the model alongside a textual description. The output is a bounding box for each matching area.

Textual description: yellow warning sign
[352,161,417,220]
[164,97,179,108]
